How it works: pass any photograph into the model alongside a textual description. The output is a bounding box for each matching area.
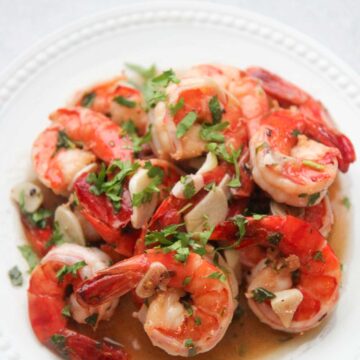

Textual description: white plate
[0,1,359,359]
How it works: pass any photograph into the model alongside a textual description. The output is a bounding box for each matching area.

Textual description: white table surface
[0,0,359,74]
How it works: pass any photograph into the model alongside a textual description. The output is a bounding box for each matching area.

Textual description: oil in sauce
[38,177,350,359]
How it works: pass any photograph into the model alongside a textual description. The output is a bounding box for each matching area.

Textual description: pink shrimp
[246,66,355,172]
[211,215,341,332]
[250,109,343,206]
[28,243,127,359]
[32,107,133,195]
[76,250,236,357]
[76,76,147,134]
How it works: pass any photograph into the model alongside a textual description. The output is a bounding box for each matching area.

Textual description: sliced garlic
[135,262,169,299]
[171,174,204,199]
[184,177,229,233]
[54,204,86,245]
[68,162,98,192]
[11,182,43,213]
[197,152,218,174]
[224,249,242,285]
[270,289,304,328]
[129,168,158,229]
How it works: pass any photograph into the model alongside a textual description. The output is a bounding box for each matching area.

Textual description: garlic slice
[54,204,86,246]
[171,152,218,199]
[270,289,304,328]
[129,168,158,229]
[224,249,242,285]
[197,152,218,175]
[11,182,43,213]
[184,175,230,233]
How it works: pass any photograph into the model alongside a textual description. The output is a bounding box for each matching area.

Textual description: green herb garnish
[18,245,39,272]
[8,266,23,286]
[176,112,197,138]
[56,261,86,282]
[80,92,96,107]
[113,95,136,108]
[208,95,223,124]
[252,287,276,303]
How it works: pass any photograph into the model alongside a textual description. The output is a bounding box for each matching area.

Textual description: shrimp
[75,76,147,134]
[73,159,180,256]
[28,243,126,359]
[76,250,237,357]
[32,107,133,195]
[244,216,340,333]
[249,109,341,207]
[246,66,356,171]
[211,215,341,333]
[270,194,334,237]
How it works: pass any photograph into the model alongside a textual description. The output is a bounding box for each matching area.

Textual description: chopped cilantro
[267,232,283,245]
[342,196,351,209]
[56,261,86,282]
[183,276,192,286]
[207,271,226,282]
[169,98,184,116]
[61,305,71,318]
[45,222,65,248]
[80,92,96,107]
[51,334,66,350]
[176,112,197,138]
[204,181,216,191]
[307,192,320,206]
[208,95,222,124]
[125,63,157,81]
[291,129,301,137]
[18,245,39,272]
[87,161,140,212]
[232,215,248,241]
[8,266,23,286]
[122,120,152,154]
[113,95,136,108]
[132,162,164,207]
[180,176,196,199]
[233,305,245,320]
[252,287,276,303]
[194,316,202,326]
[143,69,179,110]
[200,121,229,143]
[313,250,325,262]
[55,131,77,153]
[252,213,266,220]
[85,313,98,326]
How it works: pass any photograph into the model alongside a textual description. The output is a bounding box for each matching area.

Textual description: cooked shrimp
[246,66,356,171]
[211,215,340,332]
[243,215,340,333]
[73,159,180,256]
[32,107,133,195]
[250,109,341,206]
[75,76,147,134]
[28,243,126,359]
[76,250,236,357]
[270,194,334,237]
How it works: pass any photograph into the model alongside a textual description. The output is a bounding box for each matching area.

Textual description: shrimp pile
[10,64,355,359]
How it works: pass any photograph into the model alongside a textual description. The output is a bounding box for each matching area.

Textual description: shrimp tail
[77,254,150,306]
[48,329,128,360]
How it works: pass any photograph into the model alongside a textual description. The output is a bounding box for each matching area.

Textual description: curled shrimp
[246,66,356,171]
[28,243,126,359]
[212,215,340,333]
[76,250,237,357]
[32,107,133,195]
[250,109,341,206]
[75,76,147,134]
[270,194,334,237]
[73,159,180,256]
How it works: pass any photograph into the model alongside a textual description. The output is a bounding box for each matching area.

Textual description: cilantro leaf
[207,271,226,282]
[208,96,222,124]
[252,287,276,303]
[169,98,184,116]
[85,313,98,326]
[80,92,96,107]
[8,266,23,286]
[176,112,197,138]
[55,131,77,153]
[46,221,65,248]
[122,120,152,154]
[200,121,229,143]
[180,176,196,199]
[18,245,39,272]
[56,261,86,282]
[113,95,136,108]
[307,192,320,206]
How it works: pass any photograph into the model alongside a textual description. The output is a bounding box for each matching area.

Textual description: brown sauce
[67,176,350,360]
